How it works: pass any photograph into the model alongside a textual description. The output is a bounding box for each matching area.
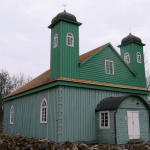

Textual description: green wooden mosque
[3,10,150,144]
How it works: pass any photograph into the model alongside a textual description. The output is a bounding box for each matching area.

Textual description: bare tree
[144,50,150,88]
[0,70,32,133]
[143,50,150,106]
[11,73,32,92]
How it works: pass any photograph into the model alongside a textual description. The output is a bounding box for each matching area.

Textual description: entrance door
[127,111,140,139]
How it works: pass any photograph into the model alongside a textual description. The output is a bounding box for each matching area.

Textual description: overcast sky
[1,0,150,78]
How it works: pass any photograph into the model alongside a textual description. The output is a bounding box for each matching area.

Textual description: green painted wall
[57,86,148,143]
[120,42,146,88]
[116,96,149,144]
[96,110,116,144]
[50,20,80,80]
[3,85,149,144]
[3,87,58,141]
[50,23,60,79]
[79,45,136,87]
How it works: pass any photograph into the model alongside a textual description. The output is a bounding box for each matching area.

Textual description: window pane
[101,120,104,127]
[105,123,108,126]
[67,33,73,46]
[68,33,72,36]
[10,106,14,123]
[67,37,70,45]
[137,52,141,63]
[124,53,130,63]
[101,113,104,119]
[42,101,46,106]
[41,99,47,123]
[71,38,73,46]
[106,61,109,73]
[110,62,113,74]
[106,61,114,74]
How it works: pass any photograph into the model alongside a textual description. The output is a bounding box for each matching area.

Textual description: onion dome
[121,33,142,45]
[51,10,77,24]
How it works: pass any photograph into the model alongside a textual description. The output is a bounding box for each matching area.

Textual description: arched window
[124,53,130,64]
[10,105,14,124]
[40,98,47,123]
[137,52,142,63]
[53,34,58,48]
[67,33,74,47]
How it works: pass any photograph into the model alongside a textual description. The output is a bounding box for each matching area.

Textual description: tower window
[53,34,58,48]
[137,52,142,63]
[105,60,114,75]
[10,105,14,124]
[124,53,130,64]
[40,98,48,123]
[67,33,74,47]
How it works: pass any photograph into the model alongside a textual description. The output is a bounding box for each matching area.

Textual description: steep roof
[4,44,150,99]
[5,44,106,99]
[95,94,150,111]
[4,70,50,99]
[79,44,107,63]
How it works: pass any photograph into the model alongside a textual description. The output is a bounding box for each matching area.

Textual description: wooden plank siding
[50,20,79,80]
[96,110,116,144]
[116,96,149,144]
[3,87,58,141]
[79,45,143,88]
[50,23,61,80]
[120,42,146,88]
[3,85,149,143]
[59,86,148,143]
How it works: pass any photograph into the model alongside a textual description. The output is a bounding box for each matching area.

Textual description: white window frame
[105,60,114,75]
[99,111,110,129]
[137,52,142,63]
[124,53,130,64]
[53,34,58,48]
[66,32,74,47]
[10,105,14,124]
[40,98,48,123]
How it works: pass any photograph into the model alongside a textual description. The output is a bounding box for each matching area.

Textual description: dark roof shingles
[95,95,150,111]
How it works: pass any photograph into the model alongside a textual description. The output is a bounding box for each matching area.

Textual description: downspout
[114,109,117,145]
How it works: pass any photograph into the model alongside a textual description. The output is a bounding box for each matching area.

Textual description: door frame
[127,111,140,139]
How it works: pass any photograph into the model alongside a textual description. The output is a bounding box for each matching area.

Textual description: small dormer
[118,33,146,88]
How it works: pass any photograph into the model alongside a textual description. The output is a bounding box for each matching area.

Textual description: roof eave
[3,78,150,102]
[118,41,146,47]
[48,18,82,29]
